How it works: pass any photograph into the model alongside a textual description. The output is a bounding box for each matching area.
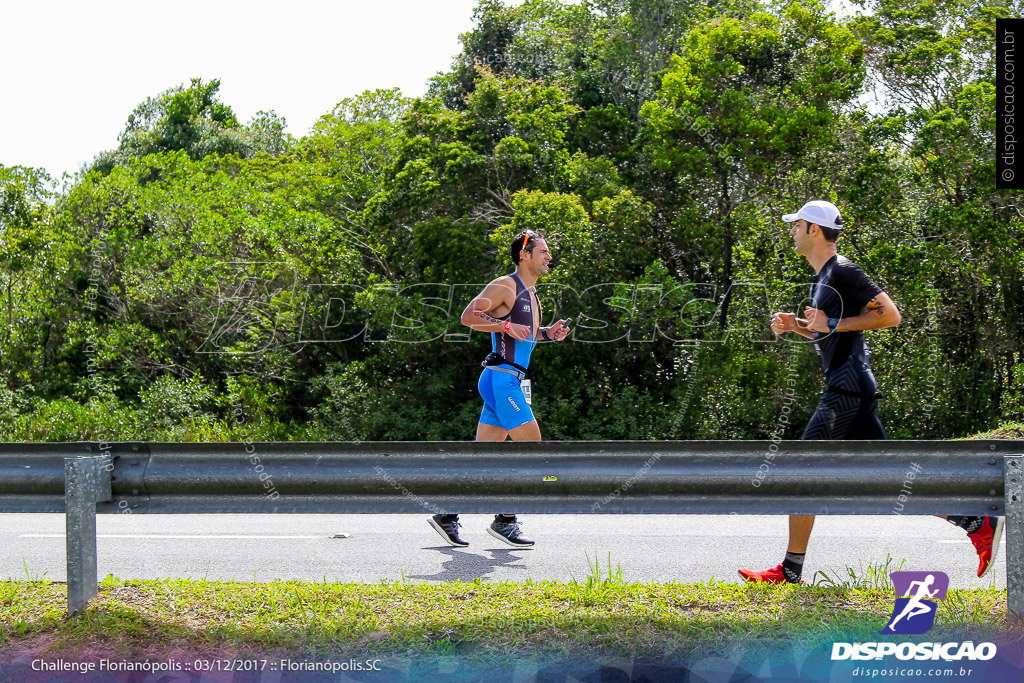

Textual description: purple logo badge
[882,571,949,635]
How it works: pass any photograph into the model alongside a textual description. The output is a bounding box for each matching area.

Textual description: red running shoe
[967,517,1004,578]
[738,563,800,584]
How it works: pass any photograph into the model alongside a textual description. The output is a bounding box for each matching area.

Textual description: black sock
[946,516,984,534]
[782,551,805,583]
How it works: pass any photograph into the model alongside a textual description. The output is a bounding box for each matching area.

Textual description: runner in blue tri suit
[427,230,570,548]
[738,200,1004,584]
[476,269,541,431]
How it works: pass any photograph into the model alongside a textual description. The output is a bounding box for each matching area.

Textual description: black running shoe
[428,514,468,547]
[487,515,534,547]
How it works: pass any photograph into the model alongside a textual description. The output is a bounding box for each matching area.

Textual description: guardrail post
[1006,454,1024,619]
[65,454,112,616]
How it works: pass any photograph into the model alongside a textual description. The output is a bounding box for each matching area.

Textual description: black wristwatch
[827,317,840,333]
[541,327,551,341]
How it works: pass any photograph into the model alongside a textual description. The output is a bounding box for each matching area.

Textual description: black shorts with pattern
[802,360,886,441]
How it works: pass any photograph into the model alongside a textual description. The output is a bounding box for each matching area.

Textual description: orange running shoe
[967,517,1004,578]
[738,563,800,584]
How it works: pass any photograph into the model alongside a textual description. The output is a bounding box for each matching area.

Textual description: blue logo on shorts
[882,571,949,635]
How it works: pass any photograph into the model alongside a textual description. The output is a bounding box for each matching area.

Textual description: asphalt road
[0,513,1005,588]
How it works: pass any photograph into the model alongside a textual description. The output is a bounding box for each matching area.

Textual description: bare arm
[460,278,531,341]
[790,318,817,338]
[803,292,902,333]
[771,311,816,339]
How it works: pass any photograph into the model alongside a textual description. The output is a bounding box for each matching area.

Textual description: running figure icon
[886,574,939,632]
[882,570,950,635]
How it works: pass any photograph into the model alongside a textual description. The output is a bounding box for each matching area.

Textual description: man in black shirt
[738,200,1004,584]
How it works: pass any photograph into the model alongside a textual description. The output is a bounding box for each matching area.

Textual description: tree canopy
[0,0,1021,442]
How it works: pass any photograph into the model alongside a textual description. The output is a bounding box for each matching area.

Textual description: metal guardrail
[1,440,1022,616]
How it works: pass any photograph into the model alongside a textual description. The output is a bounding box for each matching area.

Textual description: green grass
[964,421,1024,440]
[1,573,1017,664]
[811,553,907,590]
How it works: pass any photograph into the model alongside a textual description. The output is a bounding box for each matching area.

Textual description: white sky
[1,0,855,181]
[0,0,483,179]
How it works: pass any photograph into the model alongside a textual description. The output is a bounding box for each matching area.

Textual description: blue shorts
[478,367,535,431]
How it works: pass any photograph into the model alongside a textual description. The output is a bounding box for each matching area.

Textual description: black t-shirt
[808,254,883,375]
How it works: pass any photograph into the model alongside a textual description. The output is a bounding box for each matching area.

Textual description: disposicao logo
[883,570,949,635]
[830,570,997,663]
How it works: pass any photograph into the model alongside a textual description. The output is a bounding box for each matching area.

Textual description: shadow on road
[407,546,531,582]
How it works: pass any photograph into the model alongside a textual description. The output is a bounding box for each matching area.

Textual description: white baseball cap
[782,200,844,230]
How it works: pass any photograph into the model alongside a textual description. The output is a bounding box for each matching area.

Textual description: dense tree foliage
[0,0,1021,442]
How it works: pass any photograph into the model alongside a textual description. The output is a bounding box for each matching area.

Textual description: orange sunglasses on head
[522,230,537,251]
